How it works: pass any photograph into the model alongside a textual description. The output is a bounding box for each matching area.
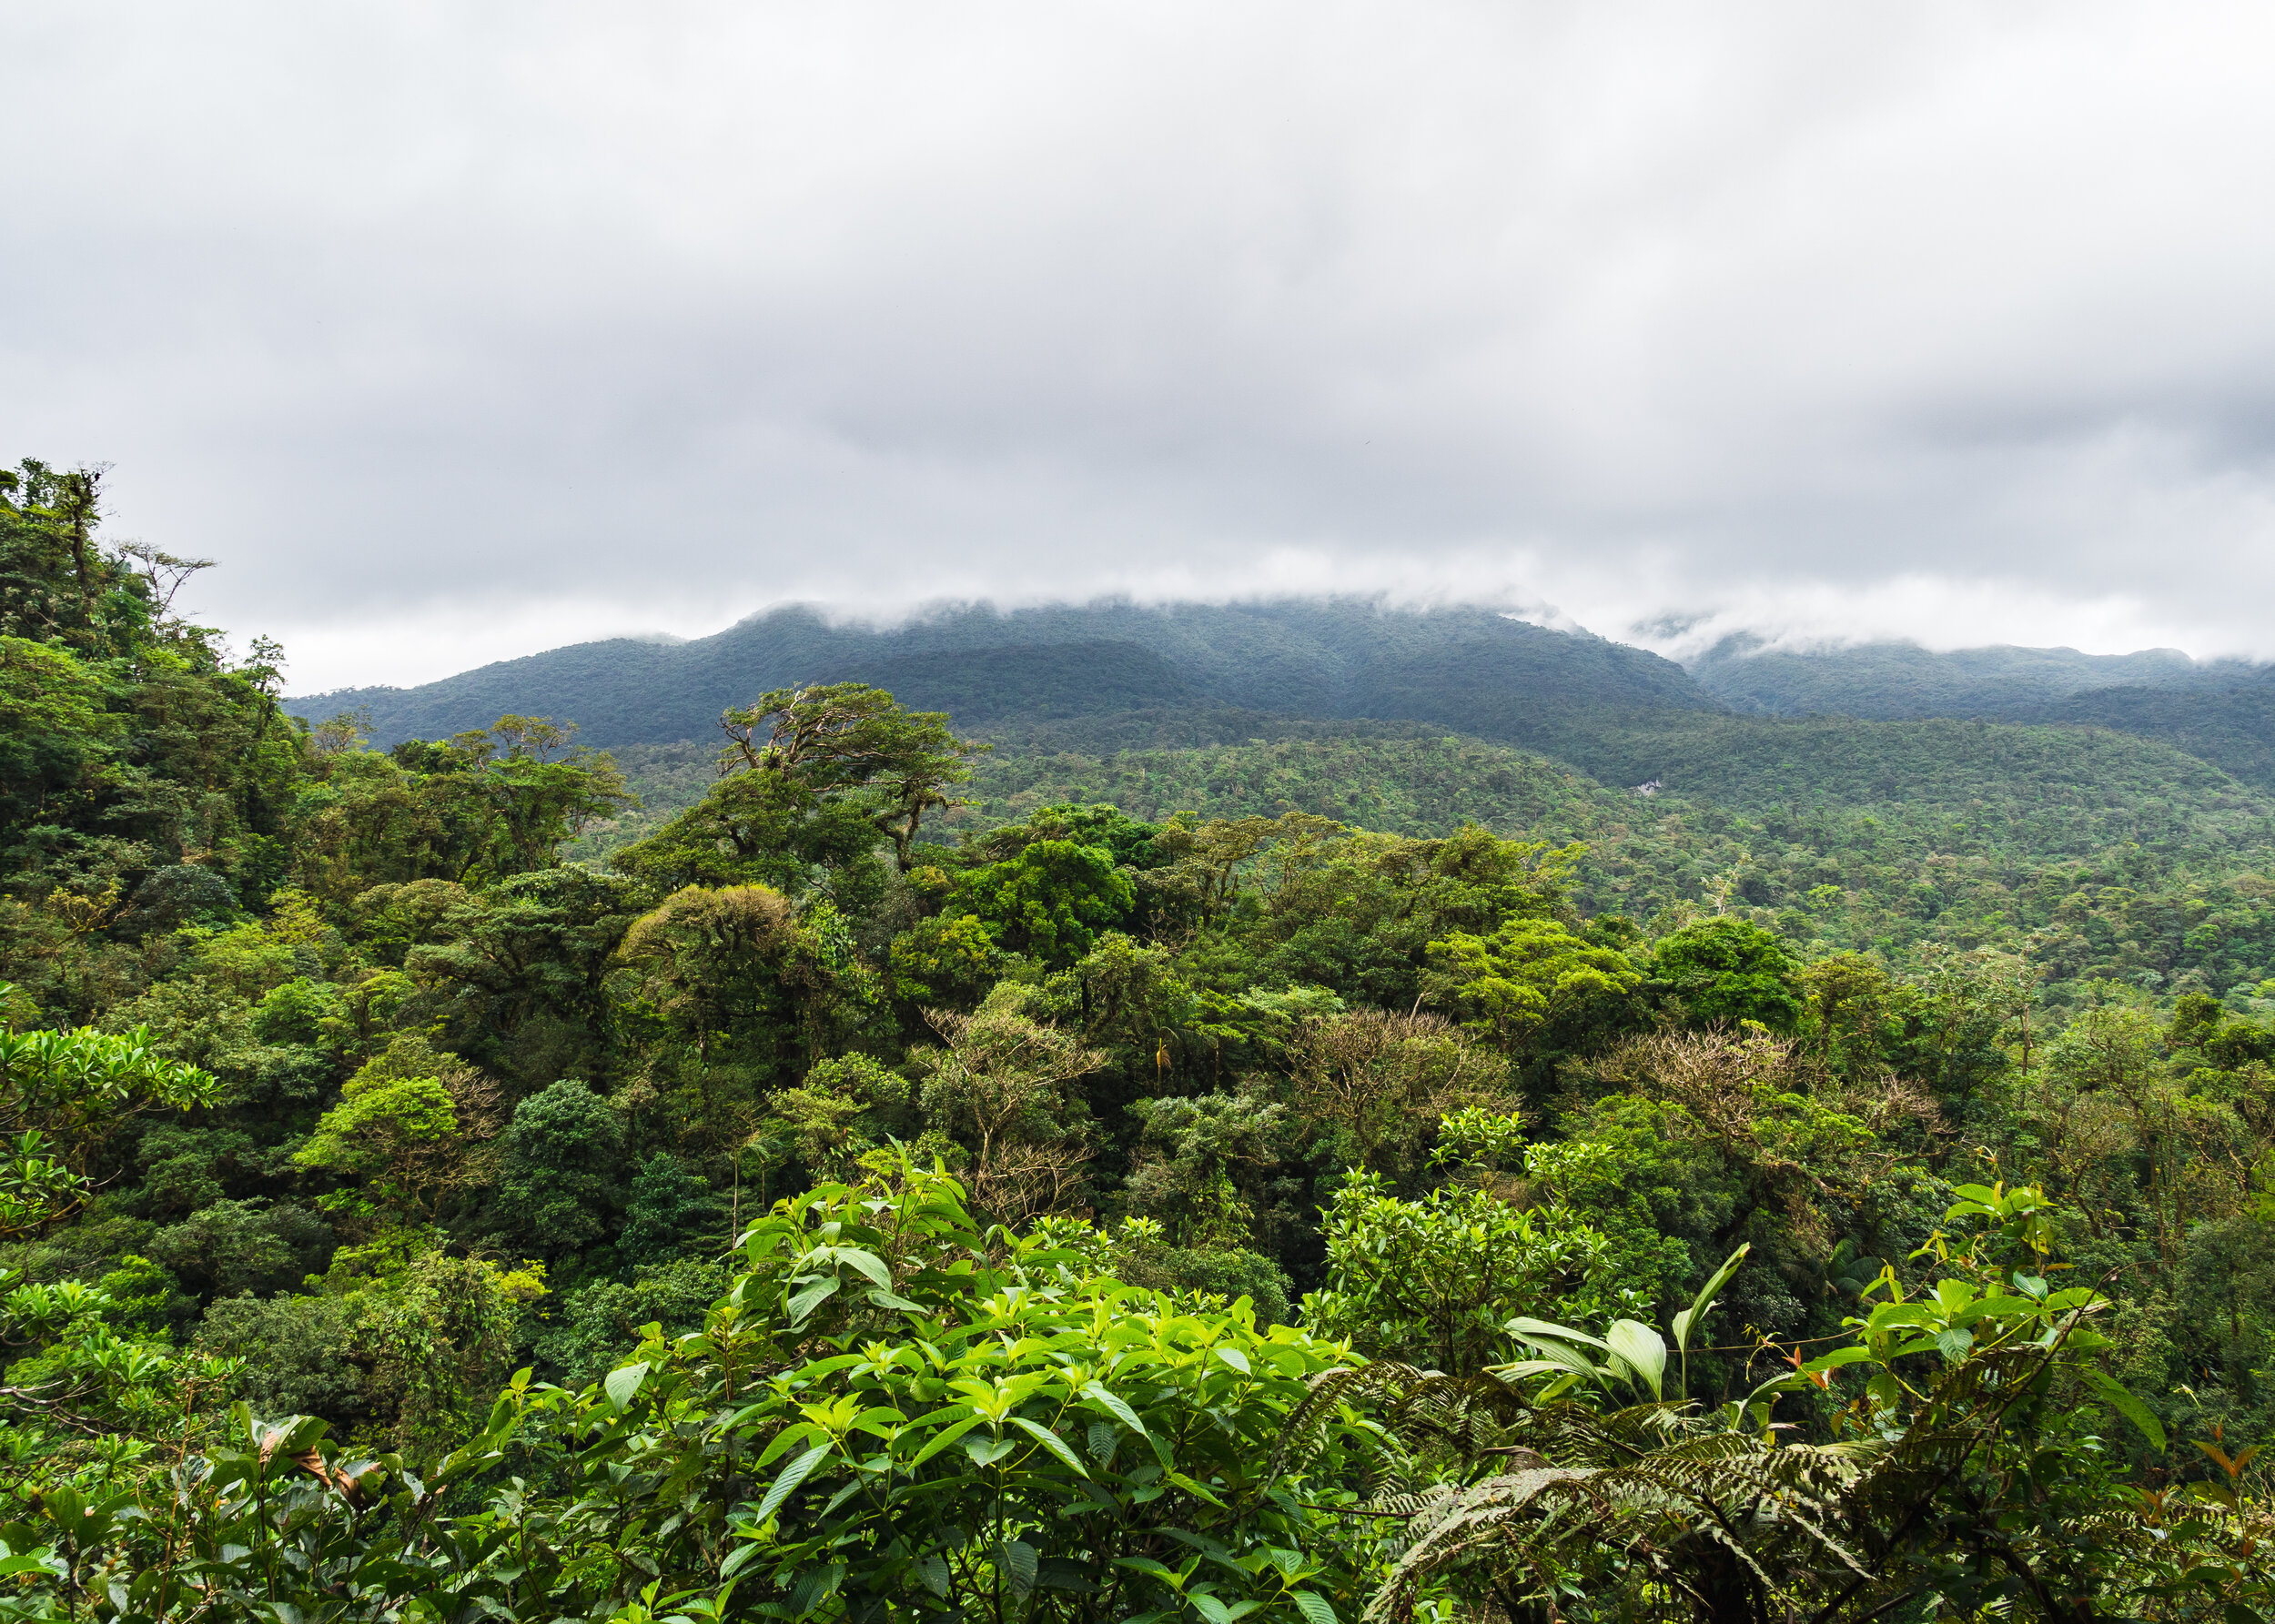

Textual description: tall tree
[720,681,981,871]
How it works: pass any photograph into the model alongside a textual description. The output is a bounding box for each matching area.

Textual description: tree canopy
[0,455,2270,1619]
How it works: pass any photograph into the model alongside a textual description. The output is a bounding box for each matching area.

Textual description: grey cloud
[5,1,2275,690]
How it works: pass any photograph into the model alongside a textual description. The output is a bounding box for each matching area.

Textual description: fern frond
[1270,1360,1431,1480]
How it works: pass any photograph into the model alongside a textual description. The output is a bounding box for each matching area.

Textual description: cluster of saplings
[0,462,2270,1619]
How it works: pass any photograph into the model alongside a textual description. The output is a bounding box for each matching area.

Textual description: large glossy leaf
[754,1443,831,1526]
[2085,1370,2167,1453]
[1672,1244,1749,1360]
[786,1275,842,1323]
[603,1362,650,1413]
[1010,1417,1089,1477]
[1603,1320,1666,1400]
[1507,1316,1609,1352]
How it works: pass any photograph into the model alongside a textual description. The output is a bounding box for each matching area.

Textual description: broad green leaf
[1505,1341,1603,1381]
[1292,1591,1340,1624]
[786,1276,841,1323]
[906,1412,986,1468]
[1085,1381,1171,1465]
[833,1247,893,1290]
[1010,1416,1089,1477]
[1675,1244,1748,1356]
[2085,1370,2167,1453]
[1168,1470,1228,1508]
[1603,1320,1666,1400]
[1081,1381,1150,1435]
[788,1560,845,1617]
[1213,1346,1251,1375]
[1507,1316,1608,1352]
[754,1443,830,1527]
[846,1405,906,1438]
[603,1362,651,1413]
[755,1422,824,1468]
[966,1434,1018,1467]
[1260,1546,1307,1579]
[1801,1347,1876,1376]
[1670,1307,1698,1354]
[1114,1556,1182,1581]
[999,1539,1037,1595]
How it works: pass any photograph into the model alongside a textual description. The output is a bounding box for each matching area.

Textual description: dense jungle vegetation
[2,461,2273,1619]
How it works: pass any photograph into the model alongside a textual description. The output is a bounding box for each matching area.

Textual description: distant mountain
[287,598,1724,751]
[1680,637,2275,791]
[1687,638,2257,720]
[2046,677,2275,792]
[288,604,2275,801]
[863,641,1201,725]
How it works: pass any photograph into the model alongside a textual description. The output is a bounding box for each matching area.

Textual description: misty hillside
[1684,637,2275,789]
[286,598,1722,750]
[290,602,2275,793]
[1687,637,2258,719]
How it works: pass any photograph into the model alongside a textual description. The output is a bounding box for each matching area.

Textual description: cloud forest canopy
[2,459,2274,1619]
[288,599,2275,802]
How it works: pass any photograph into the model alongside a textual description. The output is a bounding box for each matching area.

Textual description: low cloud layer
[7,3,2275,691]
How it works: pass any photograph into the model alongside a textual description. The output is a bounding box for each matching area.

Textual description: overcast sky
[8,3,2275,691]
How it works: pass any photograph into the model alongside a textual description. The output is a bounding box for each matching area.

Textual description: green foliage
[889,910,1005,1004]
[491,1079,625,1258]
[149,1197,331,1298]
[1288,1184,2275,1623]
[913,985,1103,1225]
[0,1004,218,1236]
[12,464,2275,1613]
[753,1053,912,1186]
[294,1047,466,1225]
[1648,916,1805,1031]
[951,837,1135,966]
[1689,637,2221,721]
[1304,1168,1614,1374]
[296,715,632,900]
[292,598,1721,751]
[611,681,978,903]
[531,1255,732,1384]
[1425,914,1643,1051]
[0,1158,1401,1624]
[616,1152,721,1266]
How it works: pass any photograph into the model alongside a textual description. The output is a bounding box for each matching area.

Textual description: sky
[7,2,2275,693]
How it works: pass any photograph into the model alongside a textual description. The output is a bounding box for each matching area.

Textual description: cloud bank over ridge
[6,3,2275,690]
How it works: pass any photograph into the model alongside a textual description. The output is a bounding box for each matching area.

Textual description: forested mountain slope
[287,598,1721,748]
[1688,636,2249,718]
[9,459,2275,1617]
[575,711,2275,1007]
[1687,635,2275,791]
[2046,675,2275,791]
[296,604,2275,805]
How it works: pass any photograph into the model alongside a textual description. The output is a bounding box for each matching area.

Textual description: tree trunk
[1687,1543,1767,1624]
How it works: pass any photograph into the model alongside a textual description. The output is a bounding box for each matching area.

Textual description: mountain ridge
[1689,635,2264,719]
[285,600,2275,794]
[286,597,1723,749]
